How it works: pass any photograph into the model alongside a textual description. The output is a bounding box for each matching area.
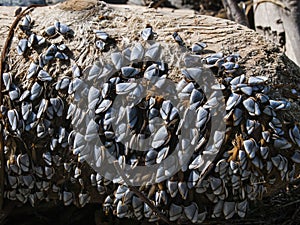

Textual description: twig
[148,0,167,9]
[113,161,173,225]
[280,199,300,208]
[0,3,46,210]
[221,0,250,27]
[254,0,290,12]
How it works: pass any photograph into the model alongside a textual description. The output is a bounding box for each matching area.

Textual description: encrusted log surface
[1,1,300,225]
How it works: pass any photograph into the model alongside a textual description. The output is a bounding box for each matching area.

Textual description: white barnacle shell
[55,51,69,60]
[195,106,209,130]
[291,150,300,164]
[144,63,159,82]
[85,119,99,142]
[145,43,161,60]
[212,200,224,218]
[55,21,70,35]
[169,203,182,221]
[260,146,269,159]
[269,99,291,110]
[181,67,202,81]
[88,86,100,110]
[27,62,39,79]
[68,78,84,94]
[37,119,51,138]
[274,137,292,149]
[167,180,178,198]
[42,152,52,166]
[95,99,112,114]
[187,170,200,189]
[21,15,31,29]
[222,62,238,71]
[78,193,90,207]
[160,100,172,121]
[243,138,258,159]
[116,200,128,218]
[178,181,188,200]
[17,153,30,173]
[44,25,56,36]
[72,64,81,78]
[290,125,300,147]
[130,42,144,61]
[37,99,48,119]
[191,42,207,53]
[66,103,76,120]
[37,70,52,81]
[210,177,223,195]
[63,191,73,206]
[7,175,18,189]
[178,82,195,100]
[156,146,169,164]
[121,66,140,79]
[3,73,12,91]
[190,89,204,109]
[237,200,248,218]
[246,119,260,135]
[9,85,20,101]
[154,74,167,89]
[109,52,123,71]
[145,149,157,166]
[17,39,28,55]
[184,202,198,223]
[21,102,32,120]
[27,33,36,48]
[50,97,64,117]
[152,126,169,149]
[248,76,268,85]
[96,40,105,50]
[73,132,86,155]
[226,93,241,111]
[141,27,154,41]
[223,201,236,219]
[233,108,243,126]
[7,109,19,131]
[94,30,109,41]
[116,82,137,95]
[230,74,245,85]
[243,97,261,116]
[126,105,138,130]
[30,82,43,101]
[88,61,102,81]
[212,83,226,90]
[23,174,35,189]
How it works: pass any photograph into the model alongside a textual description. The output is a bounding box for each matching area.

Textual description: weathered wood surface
[254,0,300,67]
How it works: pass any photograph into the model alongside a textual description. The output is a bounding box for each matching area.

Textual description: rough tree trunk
[254,0,300,67]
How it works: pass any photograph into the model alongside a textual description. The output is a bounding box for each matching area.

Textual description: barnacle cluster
[1,12,300,224]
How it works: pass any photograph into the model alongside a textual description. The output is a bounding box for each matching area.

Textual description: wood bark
[254,0,300,67]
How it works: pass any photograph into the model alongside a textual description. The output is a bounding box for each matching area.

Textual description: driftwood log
[0,1,300,225]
